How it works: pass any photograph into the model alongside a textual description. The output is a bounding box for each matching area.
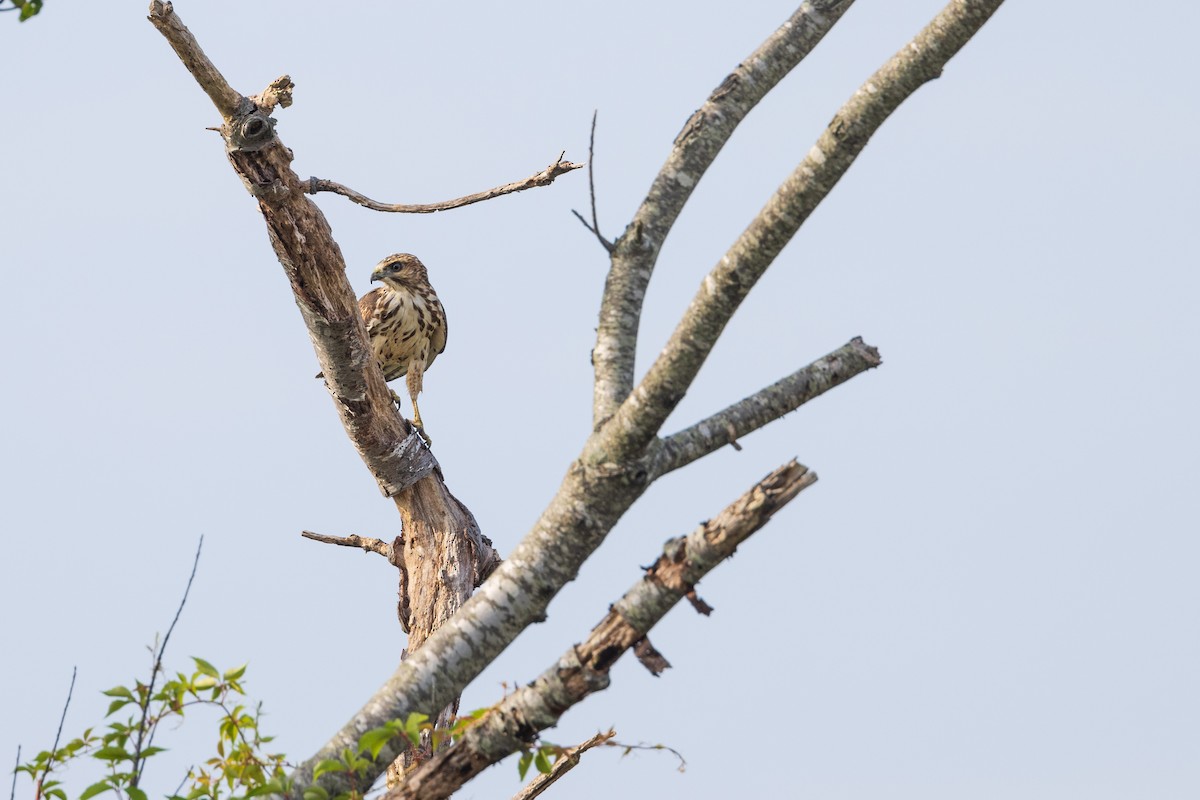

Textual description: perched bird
[358,253,447,439]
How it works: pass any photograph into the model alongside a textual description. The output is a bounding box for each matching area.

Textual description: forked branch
[591,0,859,425]
[570,110,614,253]
[292,4,1000,795]
[591,0,1006,463]
[387,461,817,800]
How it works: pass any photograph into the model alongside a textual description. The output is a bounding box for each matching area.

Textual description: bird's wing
[359,286,389,333]
[432,304,447,356]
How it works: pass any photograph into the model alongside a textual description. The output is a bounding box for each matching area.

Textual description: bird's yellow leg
[406,362,430,446]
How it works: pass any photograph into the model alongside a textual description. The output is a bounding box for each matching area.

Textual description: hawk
[359,253,447,439]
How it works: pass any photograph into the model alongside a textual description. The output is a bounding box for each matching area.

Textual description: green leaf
[223,663,247,681]
[302,787,330,800]
[103,686,135,700]
[246,778,285,798]
[192,657,220,678]
[19,1,43,22]
[93,746,131,762]
[128,787,148,800]
[79,780,112,800]
[46,789,66,800]
[534,748,552,775]
[517,751,533,781]
[403,712,429,747]
[312,760,346,782]
[358,727,395,760]
[193,675,217,690]
[140,746,167,758]
[106,699,133,717]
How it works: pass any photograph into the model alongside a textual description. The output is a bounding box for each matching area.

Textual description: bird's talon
[414,424,432,448]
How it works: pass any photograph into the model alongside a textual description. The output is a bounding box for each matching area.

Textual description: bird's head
[370,253,429,289]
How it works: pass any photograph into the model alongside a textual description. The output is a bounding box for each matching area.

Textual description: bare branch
[35,669,76,800]
[148,8,500,795]
[510,729,617,800]
[591,0,858,427]
[300,530,393,559]
[147,1,246,118]
[10,747,19,800]
[593,0,1005,462]
[50,671,76,757]
[149,1,439,498]
[131,536,203,786]
[304,155,582,214]
[388,461,817,800]
[250,75,294,114]
[571,111,614,253]
[654,337,881,477]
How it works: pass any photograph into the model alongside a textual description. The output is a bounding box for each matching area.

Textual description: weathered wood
[147,3,500,788]
[387,462,817,800]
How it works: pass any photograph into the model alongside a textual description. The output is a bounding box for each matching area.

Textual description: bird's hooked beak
[370,265,388,283]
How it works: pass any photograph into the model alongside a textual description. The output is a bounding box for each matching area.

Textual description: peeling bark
[147,3,499,791]
[388,461,817,800]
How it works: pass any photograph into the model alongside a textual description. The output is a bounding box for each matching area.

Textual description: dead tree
[148,0,1004,797]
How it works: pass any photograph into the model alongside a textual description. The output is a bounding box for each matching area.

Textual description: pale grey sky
[3,2,1198,798]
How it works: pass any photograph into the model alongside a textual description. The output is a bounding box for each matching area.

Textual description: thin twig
[170,768,192,800]
[130,536,204,787]
[300,531,393,559]
[511,729,616,800]
[305,154,582,214]
[48,669,75,760]
[36,668,77,800]
[606,739,687,772]
[10,746,20,800]
[570,111,614,253]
